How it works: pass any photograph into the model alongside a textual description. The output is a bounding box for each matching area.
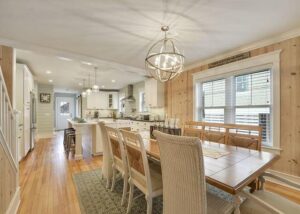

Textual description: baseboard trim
[266,169,300,190]
[92,152,103,156]
[6,187,20,214]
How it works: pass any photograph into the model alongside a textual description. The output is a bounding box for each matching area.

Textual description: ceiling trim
[185,27,300,71]
[0,36,146,76]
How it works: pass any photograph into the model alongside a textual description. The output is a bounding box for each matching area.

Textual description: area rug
[73,169,233,214]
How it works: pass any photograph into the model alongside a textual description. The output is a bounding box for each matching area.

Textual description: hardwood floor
[17,131,300,214]
[17,132,102,214]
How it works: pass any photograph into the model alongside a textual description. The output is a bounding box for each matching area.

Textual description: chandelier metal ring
[145,26,185,82]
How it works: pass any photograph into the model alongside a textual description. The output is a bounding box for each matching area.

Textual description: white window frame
[193,50,281,151]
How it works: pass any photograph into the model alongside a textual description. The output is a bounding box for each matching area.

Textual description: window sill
[262,145,282,155]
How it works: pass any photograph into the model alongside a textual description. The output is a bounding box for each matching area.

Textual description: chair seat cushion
[207,192,234,214]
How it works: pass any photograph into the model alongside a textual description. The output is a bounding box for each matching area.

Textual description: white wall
[37,84,54,138]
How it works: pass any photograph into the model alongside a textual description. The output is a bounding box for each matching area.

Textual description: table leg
[233,194,243,214]
[74,125,83,160]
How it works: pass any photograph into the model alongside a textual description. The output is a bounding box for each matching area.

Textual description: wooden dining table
[140,132,280,214]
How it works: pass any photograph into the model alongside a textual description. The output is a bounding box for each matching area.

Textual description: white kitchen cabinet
[99,92,108,109]
[16,64,34,160]
[87,91,119,110]
[87,92,101,109]
[107,92,118,109]
[145,78,164,107]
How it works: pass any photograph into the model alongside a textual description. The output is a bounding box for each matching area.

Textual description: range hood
[121,84,135,102]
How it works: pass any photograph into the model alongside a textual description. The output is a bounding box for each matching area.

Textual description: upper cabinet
[107,91,118,109]
[87,91,118,109]
[145,78,165,108]
[87,92,101,109]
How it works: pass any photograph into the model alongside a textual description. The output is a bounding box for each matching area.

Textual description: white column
[74,124,83,160]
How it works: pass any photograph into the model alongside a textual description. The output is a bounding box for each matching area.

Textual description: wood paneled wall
[0,144,18,213]
[0,45,14,104]
[165,36,300,177]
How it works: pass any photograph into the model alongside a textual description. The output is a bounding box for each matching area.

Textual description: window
[139,91,147,112]
[202,79,225,123]
[60,102,70,115]
[197,70,272,146]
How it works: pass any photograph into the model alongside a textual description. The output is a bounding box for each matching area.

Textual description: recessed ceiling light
[111,79,116,83]
[78,82,83,86]
[48,79,53,83]
[81,61,92,66]
[46,70,52,74]
[101,85,105,88]
[57,56,73,61]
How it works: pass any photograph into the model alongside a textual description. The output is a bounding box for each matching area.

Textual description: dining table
[138,131,280,214]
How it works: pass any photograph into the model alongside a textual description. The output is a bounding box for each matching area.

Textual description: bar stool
[66,132,76,157]
[64,128,75,150]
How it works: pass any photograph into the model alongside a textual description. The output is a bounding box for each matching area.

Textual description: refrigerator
[30,92,37,150]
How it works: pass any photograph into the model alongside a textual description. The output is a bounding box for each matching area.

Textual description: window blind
[202,79,225,123]
[198,70,272,146]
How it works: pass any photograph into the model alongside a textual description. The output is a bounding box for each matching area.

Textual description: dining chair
[226,124,262,151]
[153,130,234,214]
[105,126,129,206]
[99,122,113,188]
[202,122,226,144]
[183,121,203,138]
[120,129,163,214]
[241,172,300,213]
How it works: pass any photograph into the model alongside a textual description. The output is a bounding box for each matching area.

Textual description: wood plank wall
[0,45,13,104]
[165,36,300,177]
[0,144,18,213]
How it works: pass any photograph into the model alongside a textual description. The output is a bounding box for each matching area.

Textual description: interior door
[55,97,75,130]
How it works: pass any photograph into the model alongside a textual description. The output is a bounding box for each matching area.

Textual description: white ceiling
[1,0,300,90]
[16,49,146,90]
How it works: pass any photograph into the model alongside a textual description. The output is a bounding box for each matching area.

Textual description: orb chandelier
[145,26,184,82]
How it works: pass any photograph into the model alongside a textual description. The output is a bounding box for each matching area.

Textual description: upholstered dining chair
[105,126,129,206]
[99,122,113,189]
[120,129,163,214]
[153,130,234,214]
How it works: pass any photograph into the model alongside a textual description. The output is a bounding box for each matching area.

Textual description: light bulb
[86,88,92,95]
[81,91,87,97]
[92,84,99,92]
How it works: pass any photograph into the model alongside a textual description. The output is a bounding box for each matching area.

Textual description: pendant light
[81,79,87,97]
[92,66,99,92]
[145,26,184,82]
[86,71,92,95]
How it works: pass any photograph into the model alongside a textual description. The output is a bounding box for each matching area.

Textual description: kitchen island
[67,119,133,160]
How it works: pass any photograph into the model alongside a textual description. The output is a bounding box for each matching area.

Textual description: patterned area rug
[73,169,233,214]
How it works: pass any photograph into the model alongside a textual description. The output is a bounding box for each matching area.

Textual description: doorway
[55,96,75,130]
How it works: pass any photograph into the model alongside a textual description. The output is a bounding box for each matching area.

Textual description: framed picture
[40,93,51,103]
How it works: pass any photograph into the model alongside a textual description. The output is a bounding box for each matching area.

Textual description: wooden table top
[143,138,280,195]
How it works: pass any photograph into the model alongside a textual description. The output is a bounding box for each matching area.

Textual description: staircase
[0,67,20,214]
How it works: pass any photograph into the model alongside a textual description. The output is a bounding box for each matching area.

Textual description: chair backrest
[153,130,207,214]
[120,130,152,193]
[226,124,262,151]
[99,122,113,179]
[105,126,128,173]
[184,121,262,150]
[202,122,226,144]
[182,121,203,138]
